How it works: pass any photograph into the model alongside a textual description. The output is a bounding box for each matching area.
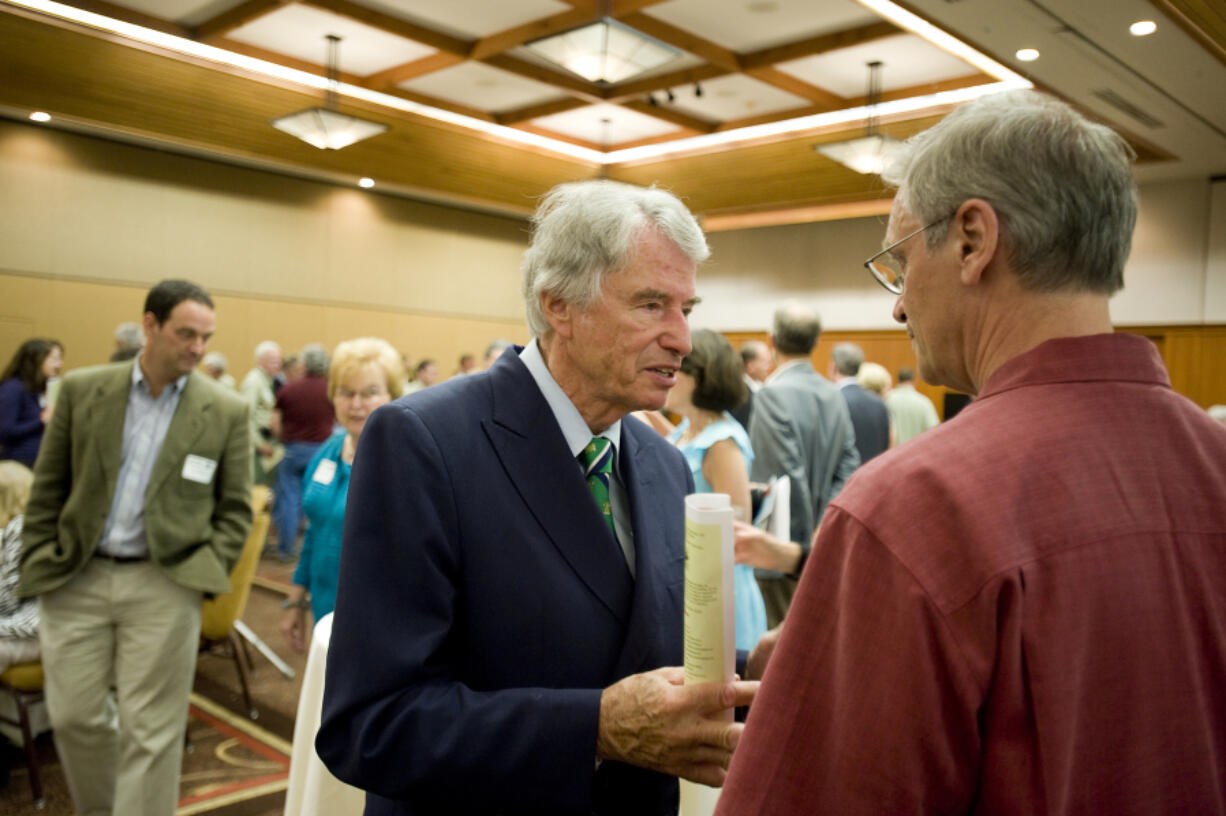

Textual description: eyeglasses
[335,386,388,402]
[863,215,952,295]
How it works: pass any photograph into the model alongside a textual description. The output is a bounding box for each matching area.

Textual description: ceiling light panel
[666,74,811,121]
[399,61,569,113]
[778,33,979,96]
[530,103,681,145]
[510,43,707,82]
[648,0,880,52]
[227,4,436,76]
[359,0,572,39]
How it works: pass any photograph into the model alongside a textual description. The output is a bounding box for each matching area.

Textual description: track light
[694,83,703,98]
[666,89,675,103]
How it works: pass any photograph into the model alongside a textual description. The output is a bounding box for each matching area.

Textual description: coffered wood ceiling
[1,0,1223,223]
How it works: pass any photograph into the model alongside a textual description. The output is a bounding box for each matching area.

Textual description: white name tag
[182,454,218,485]
[312,459,337,486]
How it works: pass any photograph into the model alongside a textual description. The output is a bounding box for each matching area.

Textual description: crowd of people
[0,90,1225,816]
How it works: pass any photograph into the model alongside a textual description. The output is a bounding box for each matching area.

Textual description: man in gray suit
[747,302,859,627]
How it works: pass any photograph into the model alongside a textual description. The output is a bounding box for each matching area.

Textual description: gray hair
[883,90,1136,294]
[255,340,281,361]
[114,321,143,351]
[771,301,821,356]
[520,180,709,339]
[832,342,865,376]
[301,343,329,376]
[202,351,228,372]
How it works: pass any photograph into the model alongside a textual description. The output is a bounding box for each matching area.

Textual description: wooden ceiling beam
[380,88,496,122]
[481,53,605,103]
[745,66,844,108]
[616,12,741,70]
[740,21,899,69]
[470,8,595,60]
[497,98,591,125]
[605,63,730,102]
[620,99,717,133]
[212,37,366,85]
[365,52,467,89]
[298,0,472,55]
[193,0,289,41]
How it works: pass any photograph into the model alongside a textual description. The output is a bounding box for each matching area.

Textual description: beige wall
[0,119,532,373]
[1,117,1221,384]
[699,178,1219,333]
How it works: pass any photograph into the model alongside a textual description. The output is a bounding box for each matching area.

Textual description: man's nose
[892,296,907,325]
[662,307,692,357]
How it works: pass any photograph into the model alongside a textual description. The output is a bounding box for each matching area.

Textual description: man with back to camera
[830,341,890,464]
[745,301,859,627]
[317,180,759,815]
[20,279,252,816]
[716,90,1226,814]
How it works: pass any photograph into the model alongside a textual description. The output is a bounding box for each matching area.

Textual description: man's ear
[953,198,999,286]
[540,292,574,339]
[141,311,158,340]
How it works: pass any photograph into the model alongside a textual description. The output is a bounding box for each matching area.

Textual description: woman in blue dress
[279,337,404,652]
[664,329,768,651]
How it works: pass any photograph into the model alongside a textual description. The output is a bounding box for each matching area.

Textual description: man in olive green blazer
[21,280,251,816]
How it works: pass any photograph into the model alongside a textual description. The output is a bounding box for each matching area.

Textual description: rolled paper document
[682,493,736,695]
[681,493,736,816]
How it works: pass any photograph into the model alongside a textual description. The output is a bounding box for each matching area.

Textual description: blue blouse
[668,414,769,650]
[292,431,350,622]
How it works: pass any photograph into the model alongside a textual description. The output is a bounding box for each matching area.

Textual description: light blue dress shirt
[98,363,188,558]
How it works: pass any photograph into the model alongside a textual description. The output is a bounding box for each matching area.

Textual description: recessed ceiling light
[1015,48,1040,62]
[1129,20,1157,36]
[358,177,375,189]
[29,111,51,122]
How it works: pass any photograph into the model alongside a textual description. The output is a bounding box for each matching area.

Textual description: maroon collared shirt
[718,333,1226,815]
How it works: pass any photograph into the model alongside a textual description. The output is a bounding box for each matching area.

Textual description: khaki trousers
[39,559,202,816]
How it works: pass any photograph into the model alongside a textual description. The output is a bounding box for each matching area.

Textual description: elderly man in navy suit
[318,180,759,815]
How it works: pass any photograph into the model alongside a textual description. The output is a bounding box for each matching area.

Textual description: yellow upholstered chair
[199,486,271,719]
[0,659,47,807]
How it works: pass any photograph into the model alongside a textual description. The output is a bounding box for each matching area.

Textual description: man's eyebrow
[631,289,701,307]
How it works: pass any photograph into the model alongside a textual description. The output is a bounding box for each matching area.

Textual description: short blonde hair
[857,361,891,396]
[0,461,34,527]
[328,337,405,401]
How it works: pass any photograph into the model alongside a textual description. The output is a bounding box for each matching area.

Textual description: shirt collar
[519,339,622,458]
[131,359,189,396]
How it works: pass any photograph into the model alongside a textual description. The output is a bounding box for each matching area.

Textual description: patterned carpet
[0,552,311,816]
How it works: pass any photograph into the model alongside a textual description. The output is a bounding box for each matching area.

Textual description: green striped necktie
[578,437,616,539]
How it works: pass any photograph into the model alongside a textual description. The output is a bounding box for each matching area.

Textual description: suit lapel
[611,421,683,677]
[483,354,633,624]
[88,363,135,500]
[146,373,209,503]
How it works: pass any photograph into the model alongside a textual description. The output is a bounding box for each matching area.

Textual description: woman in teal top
[280,338,404,652]
[664,329,768,650]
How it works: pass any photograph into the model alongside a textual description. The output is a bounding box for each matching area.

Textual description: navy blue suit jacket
[317,348,693,815]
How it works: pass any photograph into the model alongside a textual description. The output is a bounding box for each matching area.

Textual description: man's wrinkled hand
[596,666,758,787]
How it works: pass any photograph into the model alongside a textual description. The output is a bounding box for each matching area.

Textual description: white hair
[883,90,1136,294]
[254,340,281,361]
[520,180,709,339]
